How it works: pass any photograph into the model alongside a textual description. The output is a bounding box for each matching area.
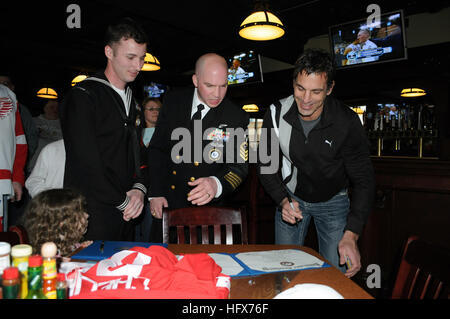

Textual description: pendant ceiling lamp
[239,1,285,41]
[401,88,426,97]
[71,74,88,86]
[36,87,58,99]
[141,53,161,71]
[242,104,259,112]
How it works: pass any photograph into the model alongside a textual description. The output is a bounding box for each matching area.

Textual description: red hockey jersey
[68,245,230,299]
[0,85,27,192]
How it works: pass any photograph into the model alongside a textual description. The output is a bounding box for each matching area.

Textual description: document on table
[209,253,245,276]
[209,249,330,277]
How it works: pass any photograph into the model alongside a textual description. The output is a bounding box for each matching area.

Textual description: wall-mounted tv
[143,82,168,98]
[227,50,263,86]
[329,10,407,69]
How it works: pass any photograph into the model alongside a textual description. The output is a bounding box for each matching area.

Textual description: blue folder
[71,240,168,261]
[208,250,331,277]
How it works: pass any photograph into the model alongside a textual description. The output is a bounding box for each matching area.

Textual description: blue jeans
[135,202,153,242]
[275,189,349,273]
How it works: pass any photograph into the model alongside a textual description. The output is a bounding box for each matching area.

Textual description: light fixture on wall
[71,74,88,86]
[36,87,58,99]
[242,104,259,112]
[239,1,285,41]
[141,53,161,71]
[401,88,427,97]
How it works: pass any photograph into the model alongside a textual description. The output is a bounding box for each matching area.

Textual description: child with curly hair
[23,188,91,256]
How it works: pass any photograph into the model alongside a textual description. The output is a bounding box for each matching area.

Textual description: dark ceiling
[1,0,449,112]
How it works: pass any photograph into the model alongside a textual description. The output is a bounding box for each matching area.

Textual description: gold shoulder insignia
[240,141,248,161]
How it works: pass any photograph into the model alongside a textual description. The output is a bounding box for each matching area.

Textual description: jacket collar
[87,71,134,121]
[93,71,131,91]
[187,87,225,129]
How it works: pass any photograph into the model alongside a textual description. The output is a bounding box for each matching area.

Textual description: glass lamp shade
[239,11,285,41]
[242,104,259,112]
[36,87,58,99]
[401,88,426,97]
[71,74,88,86]
[141,53,161,71]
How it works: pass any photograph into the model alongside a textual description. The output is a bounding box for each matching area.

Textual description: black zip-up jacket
[258,95,375,235]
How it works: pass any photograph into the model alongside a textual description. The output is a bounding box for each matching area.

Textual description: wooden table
[169,244,373,299]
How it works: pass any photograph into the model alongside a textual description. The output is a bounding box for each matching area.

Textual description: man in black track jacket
[258,49,375,277]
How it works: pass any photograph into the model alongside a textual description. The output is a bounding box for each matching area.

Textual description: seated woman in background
[134,97,162,242]
[22,188,91,256]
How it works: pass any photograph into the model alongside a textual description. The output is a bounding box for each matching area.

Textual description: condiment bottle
[0,242,11,275]
[11,244,32,298]
[25,255,47,299]
[2,267,20,299]
[41,242,57,299]
[56,273,68,299]
[0,242,11,297]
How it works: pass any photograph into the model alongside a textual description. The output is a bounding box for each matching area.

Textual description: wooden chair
[0,225,29,246]
[391,236,450,299]
[162,206,248,245]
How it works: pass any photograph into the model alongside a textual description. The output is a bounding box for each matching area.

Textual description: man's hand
[10,182,23,202]
[279,197,302,224]
[187,177,217,206]
[149,197,168,219]
[338,230,361,278]
[123,189,144,221]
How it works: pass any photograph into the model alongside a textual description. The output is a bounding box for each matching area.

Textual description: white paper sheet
[209,253,244,276]
[235,249,324,272]
[208,249,325,277]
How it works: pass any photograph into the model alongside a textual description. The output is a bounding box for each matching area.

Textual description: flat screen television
[329,10,407,69]
[226,50,263,86]
[143,82,168,98]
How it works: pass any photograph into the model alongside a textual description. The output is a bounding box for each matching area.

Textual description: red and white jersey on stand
[0,84,27,220]
[67,245,231,299]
